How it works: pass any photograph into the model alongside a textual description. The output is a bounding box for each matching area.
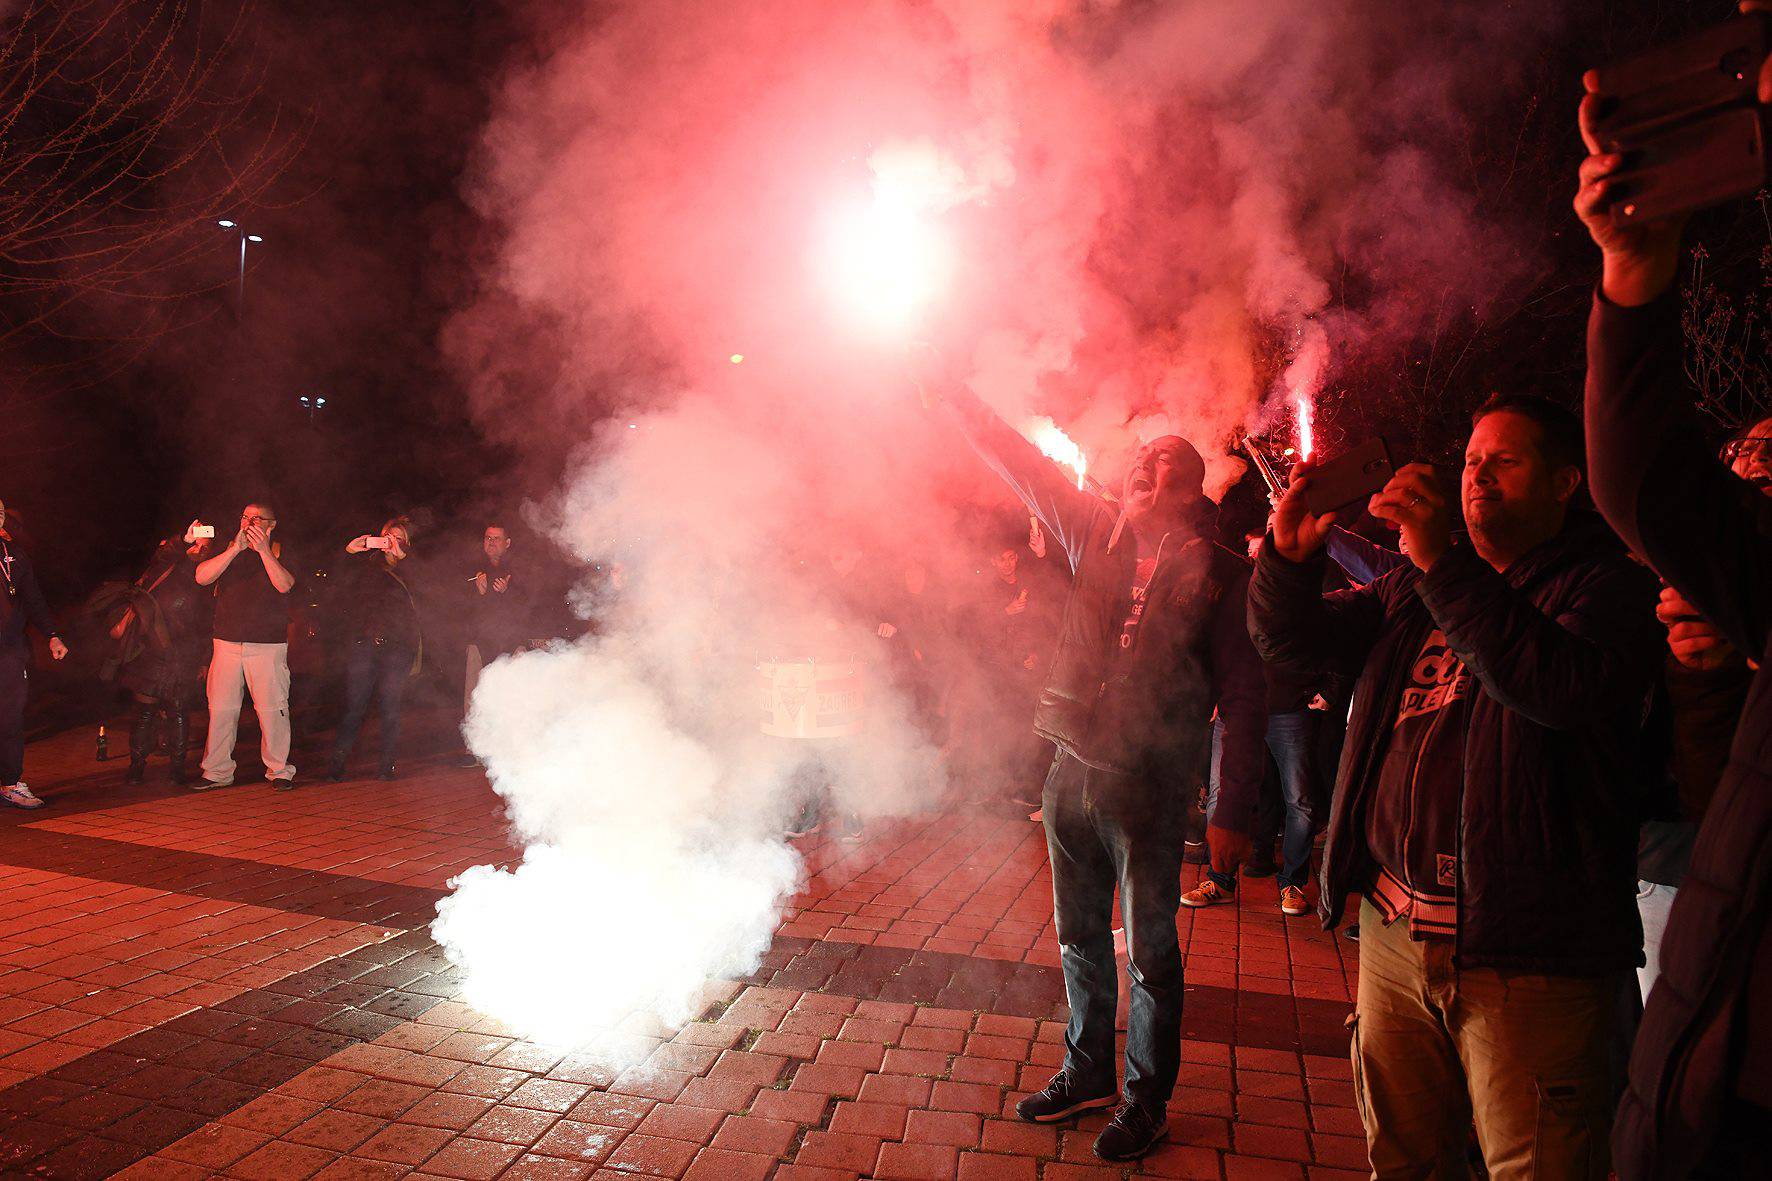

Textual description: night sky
[0,0,1763,608]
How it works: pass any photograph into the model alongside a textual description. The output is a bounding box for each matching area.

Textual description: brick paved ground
[0,717,1367,1180]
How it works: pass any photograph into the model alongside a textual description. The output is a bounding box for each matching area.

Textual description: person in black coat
[931,376,1266,1162]
[1575,16,1772,1171]
[1248,395,1662,1177]
[326,518,422,782]
[109,526,216,784]
[0,497,69,808]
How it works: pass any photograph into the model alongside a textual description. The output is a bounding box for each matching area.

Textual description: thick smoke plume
[434,0,1559,1049]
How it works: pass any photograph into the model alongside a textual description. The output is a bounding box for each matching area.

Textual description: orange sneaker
[1279,885,1309,916]
[1179,879,1234,908]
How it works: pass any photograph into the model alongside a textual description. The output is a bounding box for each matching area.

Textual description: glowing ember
[1026,417,1089,489]
[1295,395,1314,460]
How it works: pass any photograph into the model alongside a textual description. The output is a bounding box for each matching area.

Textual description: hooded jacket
[1247,513,1661,975]
[948,390,1266,825]
[1586,290,1772,1179]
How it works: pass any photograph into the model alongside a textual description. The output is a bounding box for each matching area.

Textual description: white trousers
[202,640,294,782]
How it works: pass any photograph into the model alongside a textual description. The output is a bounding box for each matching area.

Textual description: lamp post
[217,220,264,315]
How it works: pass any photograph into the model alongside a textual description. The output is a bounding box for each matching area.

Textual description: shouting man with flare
[924,374,1265,1161]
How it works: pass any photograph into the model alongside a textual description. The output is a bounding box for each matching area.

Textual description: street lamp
[217,220,264,314]
[297,394,328,425]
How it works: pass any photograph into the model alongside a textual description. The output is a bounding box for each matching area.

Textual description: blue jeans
[1042,750,1185,1106]
[331,640,413,768]
[1205,711,1316,890]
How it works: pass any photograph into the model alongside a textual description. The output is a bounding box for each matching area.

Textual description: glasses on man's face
[241,514,274,525]
[1721,437,1772,464]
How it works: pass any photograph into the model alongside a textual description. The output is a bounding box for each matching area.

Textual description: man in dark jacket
[328,519,422,782]
[936,382,1266,1161]
[1248,395,1661,1178]
[1575,15,1772,1170]
[0,497,69,809]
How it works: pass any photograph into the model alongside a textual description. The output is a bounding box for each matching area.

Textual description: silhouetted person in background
[0,496,69,809]
[109,523,215,785]
[328,518,422,782]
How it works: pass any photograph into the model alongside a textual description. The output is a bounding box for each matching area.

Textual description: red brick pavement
[0,721,1366,1179]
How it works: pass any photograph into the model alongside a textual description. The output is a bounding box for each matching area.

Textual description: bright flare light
[1295,396,1314,460]
[1027,417,1089,490]
[819,195,951,336]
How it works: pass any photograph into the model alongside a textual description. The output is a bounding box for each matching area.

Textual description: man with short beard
[931,380,1266,1162]
[1248,395,1661,1177]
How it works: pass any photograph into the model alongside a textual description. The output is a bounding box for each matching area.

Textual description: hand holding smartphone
[1587,14,1769,226]
[1302,438,1396,517]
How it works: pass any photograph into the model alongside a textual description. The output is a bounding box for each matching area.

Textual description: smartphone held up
[1588,13,1769,227]
[1301,438,1396,518]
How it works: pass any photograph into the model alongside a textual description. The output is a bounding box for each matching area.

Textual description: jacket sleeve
[1585,290,1772,656]
[16,552,59,639]
[944,389,1105,572]
[1207,560,1269,834]
[1246,537,1387,678]
[1325,526,1410,586]
[1415,541,1662,730]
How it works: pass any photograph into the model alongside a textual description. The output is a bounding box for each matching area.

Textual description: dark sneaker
[325,762,347,783]
[1093,1101,1168,1161]
[1014,1073,1117,1124]
[1344,923,1360,942]
[377,764,398,781]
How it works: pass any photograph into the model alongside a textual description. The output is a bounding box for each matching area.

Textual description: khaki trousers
[1350,898,1612,1181]
[201,640,294,783]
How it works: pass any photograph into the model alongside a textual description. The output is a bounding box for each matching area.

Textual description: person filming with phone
[1577,3,1772,1173]
[1248,396,1662,1178]
[195,502,297,789]
[326,518,422,782]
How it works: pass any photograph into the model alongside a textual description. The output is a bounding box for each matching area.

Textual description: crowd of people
[0,509,552,802]
[0,13,1767,1180]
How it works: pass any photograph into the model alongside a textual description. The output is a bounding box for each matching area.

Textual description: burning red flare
[1027,417,1089,490]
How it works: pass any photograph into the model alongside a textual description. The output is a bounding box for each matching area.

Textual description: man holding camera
[0,497,69,809]
[1248,395,1661,1178]
[196,502,297,789]
[1577,5,1772,1171]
